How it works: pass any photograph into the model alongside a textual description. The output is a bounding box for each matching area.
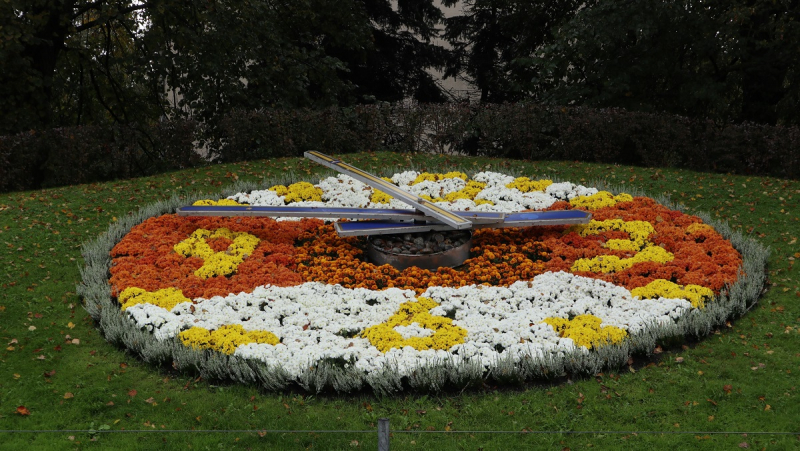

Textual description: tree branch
[74,3,150,33]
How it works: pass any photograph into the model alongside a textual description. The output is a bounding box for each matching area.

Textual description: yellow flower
[118,287,191,311]
[179,325,279,354]
[571,219,655,251]
[571,245,674,273]
[284,182,323,203]
[570,191,633,210]
[543,314,627,349]
[268,185,289,196]
[173,228,260,278]
[361,297,467,352]
[370,190,394,204]
[506,177,553,193]
[443,181,487,202]
[411,172,468,185]
[631,279,714,308]
[192,199,247,206]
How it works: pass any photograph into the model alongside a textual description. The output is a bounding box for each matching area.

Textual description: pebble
[369,230,470,256]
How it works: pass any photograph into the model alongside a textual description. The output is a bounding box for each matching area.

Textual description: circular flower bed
[80,170,768,393]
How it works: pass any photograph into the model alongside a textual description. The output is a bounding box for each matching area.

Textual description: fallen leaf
[128,389,137,397]
[71,339,80,345]
[723,384,733,394]
[63,392,74,399]
[28,326,36,331]
[16,406,31,416]
[739,442,749,448]
[67,322,75,329]
[145,397,155,404]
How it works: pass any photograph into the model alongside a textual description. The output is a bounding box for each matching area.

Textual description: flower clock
[82,169,767,393]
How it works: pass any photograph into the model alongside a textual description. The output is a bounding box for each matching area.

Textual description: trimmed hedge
[2,103,798,192]
[210,104,800,179]
[0,120,201,193]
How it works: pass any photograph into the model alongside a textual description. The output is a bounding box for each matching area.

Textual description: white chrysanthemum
[229,189,285,206]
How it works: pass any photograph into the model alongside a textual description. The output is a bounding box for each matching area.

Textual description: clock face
[108,171,742,386]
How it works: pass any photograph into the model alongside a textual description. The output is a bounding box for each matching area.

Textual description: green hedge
[0,120,201,192]
[2,104,798,192]
[211,104,800,179]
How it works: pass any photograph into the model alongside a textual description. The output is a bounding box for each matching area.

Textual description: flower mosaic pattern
[109,171,743,382]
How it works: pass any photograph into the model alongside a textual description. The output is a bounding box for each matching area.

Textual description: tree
[442,0,584,103]
[322,0,451,104]
[0,1,151,135]
[142,0,374,123]
[521,0,800,125]
[1,0,453,136]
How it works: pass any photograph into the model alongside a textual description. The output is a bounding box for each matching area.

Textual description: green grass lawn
[1,152,798,450]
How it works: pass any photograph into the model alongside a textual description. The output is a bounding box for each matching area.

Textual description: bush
[2,104,797,193]
[0,120,200,192]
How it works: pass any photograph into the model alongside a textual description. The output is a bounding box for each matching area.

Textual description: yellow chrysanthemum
[179,325,279,354]
[173,228,260,279]
[543,314,627,349]
[118,287,191,311]
[411,172,468,185]
[192,199,247,206]
[570,191,633,210]
[268,185,289,196]
[571,245,674,273]
[572,219,656,251]
[631,279,714,308]
[506,177,553,193]
[370,190,393,204]
[284,182,323,203]
[361,297,467,353]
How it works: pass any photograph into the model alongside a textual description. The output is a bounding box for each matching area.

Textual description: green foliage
[0,120,200,192]
[331,0,450,103]
[211,104,800,180]
[443,0,584,103]
[3,103,799,193]
[520,0,800,126]
[0,0,452,136]
[143,0,372,122]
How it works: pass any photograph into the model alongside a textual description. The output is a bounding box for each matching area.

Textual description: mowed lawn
[1,152,798,450]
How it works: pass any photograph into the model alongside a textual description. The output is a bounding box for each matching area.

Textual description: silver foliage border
[77,167,770,394]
